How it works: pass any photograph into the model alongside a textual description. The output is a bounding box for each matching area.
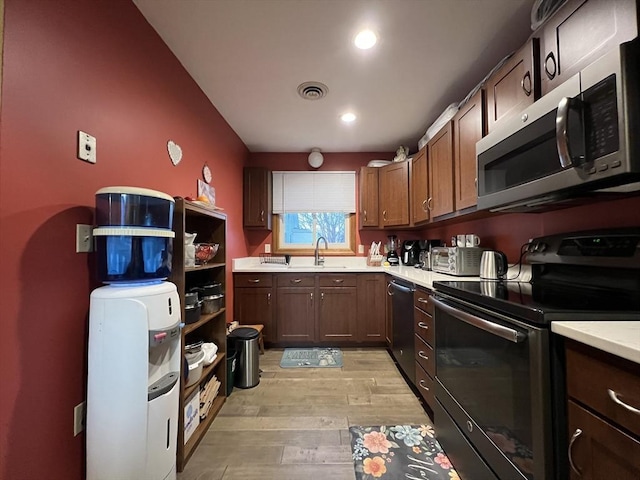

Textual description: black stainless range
[432,228,640,480]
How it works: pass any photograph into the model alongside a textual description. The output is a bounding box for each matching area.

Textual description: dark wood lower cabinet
[276,286,315,342]
[568,400,640,479]
[234,272,387,345]
[318,287,357,342]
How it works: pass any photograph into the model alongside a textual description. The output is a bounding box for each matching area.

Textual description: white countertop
[232,256,468,289]
[552,321,640,364]
[233,257,639,363]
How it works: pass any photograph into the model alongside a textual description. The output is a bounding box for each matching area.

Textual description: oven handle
[431,297,525,343]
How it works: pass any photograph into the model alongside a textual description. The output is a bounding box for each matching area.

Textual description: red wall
[246,152,394,256]
[0,1,248,478]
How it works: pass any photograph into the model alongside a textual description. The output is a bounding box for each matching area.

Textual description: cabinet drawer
[568,400,640,479]
[276,274,315,287]
[318,274,357,287]
[415,362,435,409]
[413,289,433,315]
[415,334,435,378]
[234,273,273,287]
[414,307,434,346]
[566,341,640,438]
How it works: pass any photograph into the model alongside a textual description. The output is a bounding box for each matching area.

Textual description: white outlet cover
[167,140,182,166]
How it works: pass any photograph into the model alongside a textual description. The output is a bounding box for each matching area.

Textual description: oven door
[433,294,553,480]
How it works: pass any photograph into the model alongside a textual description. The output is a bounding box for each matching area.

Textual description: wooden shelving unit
[171,198,227,472]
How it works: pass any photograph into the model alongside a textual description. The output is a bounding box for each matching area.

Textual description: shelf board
[186,262,225,272]
[183,352,226,399]
[183,395,225,463]
[183,308,226,335]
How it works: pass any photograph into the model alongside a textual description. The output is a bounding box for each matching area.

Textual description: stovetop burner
[434,280,640,325]
[434,228,640,326]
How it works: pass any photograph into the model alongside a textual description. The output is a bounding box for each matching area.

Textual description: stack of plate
[367,160,392,167]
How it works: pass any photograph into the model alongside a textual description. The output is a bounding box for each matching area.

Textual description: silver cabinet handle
[382,210,387,221]
[568,428,583,476]
[332,279,344,284]
[267,292,271,305]
[521,71,532,96]
[608,389,640,415]
[417,297,429,304]
[387,283,394,296]
[418,322,429,330]
[418,351,429,360]
[426,197,433,210]
[249,279,260,284]
[310,292,313,304]
[321,292,324,301]
[421,199,428,212]
[260,210,264,222]
[363,210,367,222]
[418,380,429,391]
[291,278,302,284]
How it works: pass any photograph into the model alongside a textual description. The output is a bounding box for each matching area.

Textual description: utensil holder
[367,254,384,266]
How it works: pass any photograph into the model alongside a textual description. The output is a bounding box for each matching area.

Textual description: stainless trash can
[228,327,260,388]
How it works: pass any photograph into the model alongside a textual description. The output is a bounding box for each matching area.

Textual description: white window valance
[272,171,356,214]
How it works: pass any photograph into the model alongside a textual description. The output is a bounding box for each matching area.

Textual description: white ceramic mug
[457,234,466,247]
[466,234,481,247]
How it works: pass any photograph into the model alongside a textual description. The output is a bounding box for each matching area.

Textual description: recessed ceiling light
[341,112,357,123]
[354,29,377,50]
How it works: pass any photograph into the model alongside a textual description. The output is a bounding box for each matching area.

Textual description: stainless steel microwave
[476,38,640,212]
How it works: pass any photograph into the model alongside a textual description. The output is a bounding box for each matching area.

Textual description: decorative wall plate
[202,163,212,184]
[167,140,182,166]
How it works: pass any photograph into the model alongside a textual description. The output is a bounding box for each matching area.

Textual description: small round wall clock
[202,164,212,184]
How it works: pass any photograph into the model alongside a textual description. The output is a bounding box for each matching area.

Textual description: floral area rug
[350,425,460,480]
[279,348,343,368]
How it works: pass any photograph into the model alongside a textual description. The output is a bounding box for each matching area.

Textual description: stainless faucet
[314,236,328,265]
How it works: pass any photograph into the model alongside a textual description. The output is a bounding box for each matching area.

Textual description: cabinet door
[427,122,455,218]
[355,274,386,343]
[379,161,410,227]
[485,39,538,133]
[243,167,272,229]
[539,0,637,96]
[318,287,357,342]
[276,287,315,342]
[410,147,430,225]
[234,287,275,343]
[454,90,484,210]
[567,400,640,479]
[359,166,379,228]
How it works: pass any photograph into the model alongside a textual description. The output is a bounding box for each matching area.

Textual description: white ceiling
[133,0,535,153]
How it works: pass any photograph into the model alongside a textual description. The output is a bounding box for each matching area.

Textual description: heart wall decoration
[167,140,183,166]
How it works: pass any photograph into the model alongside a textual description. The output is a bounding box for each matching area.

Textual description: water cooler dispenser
[87,187,180,480]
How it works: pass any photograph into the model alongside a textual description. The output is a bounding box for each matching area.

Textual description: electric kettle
[480,250,508,280]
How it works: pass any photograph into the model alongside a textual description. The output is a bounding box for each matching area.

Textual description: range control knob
[535,242,548,252]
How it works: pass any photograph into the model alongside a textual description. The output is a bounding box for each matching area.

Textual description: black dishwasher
[388,278,416,384]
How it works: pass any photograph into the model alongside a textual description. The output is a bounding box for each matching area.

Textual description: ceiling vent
[297,82,328,100]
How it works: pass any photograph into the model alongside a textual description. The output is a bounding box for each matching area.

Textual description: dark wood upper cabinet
[359,166,379,228]
[453,90,485,210]
[538,0,638,96]
[243,167,272,229]
[427,122,455,218]
[485,38,539,133]
[410,147,430,225]
[379,161,410,227]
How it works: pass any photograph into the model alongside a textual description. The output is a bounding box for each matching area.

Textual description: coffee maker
[386,235,400,265]
[401,240,421,266]
[418,239,443,270]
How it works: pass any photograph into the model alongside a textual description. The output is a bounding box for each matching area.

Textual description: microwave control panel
[584,74,619,162]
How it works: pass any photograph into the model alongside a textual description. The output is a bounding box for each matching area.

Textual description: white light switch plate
[78,131,96,163]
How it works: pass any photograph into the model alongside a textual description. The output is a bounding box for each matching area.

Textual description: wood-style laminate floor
[178,348,431,480]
